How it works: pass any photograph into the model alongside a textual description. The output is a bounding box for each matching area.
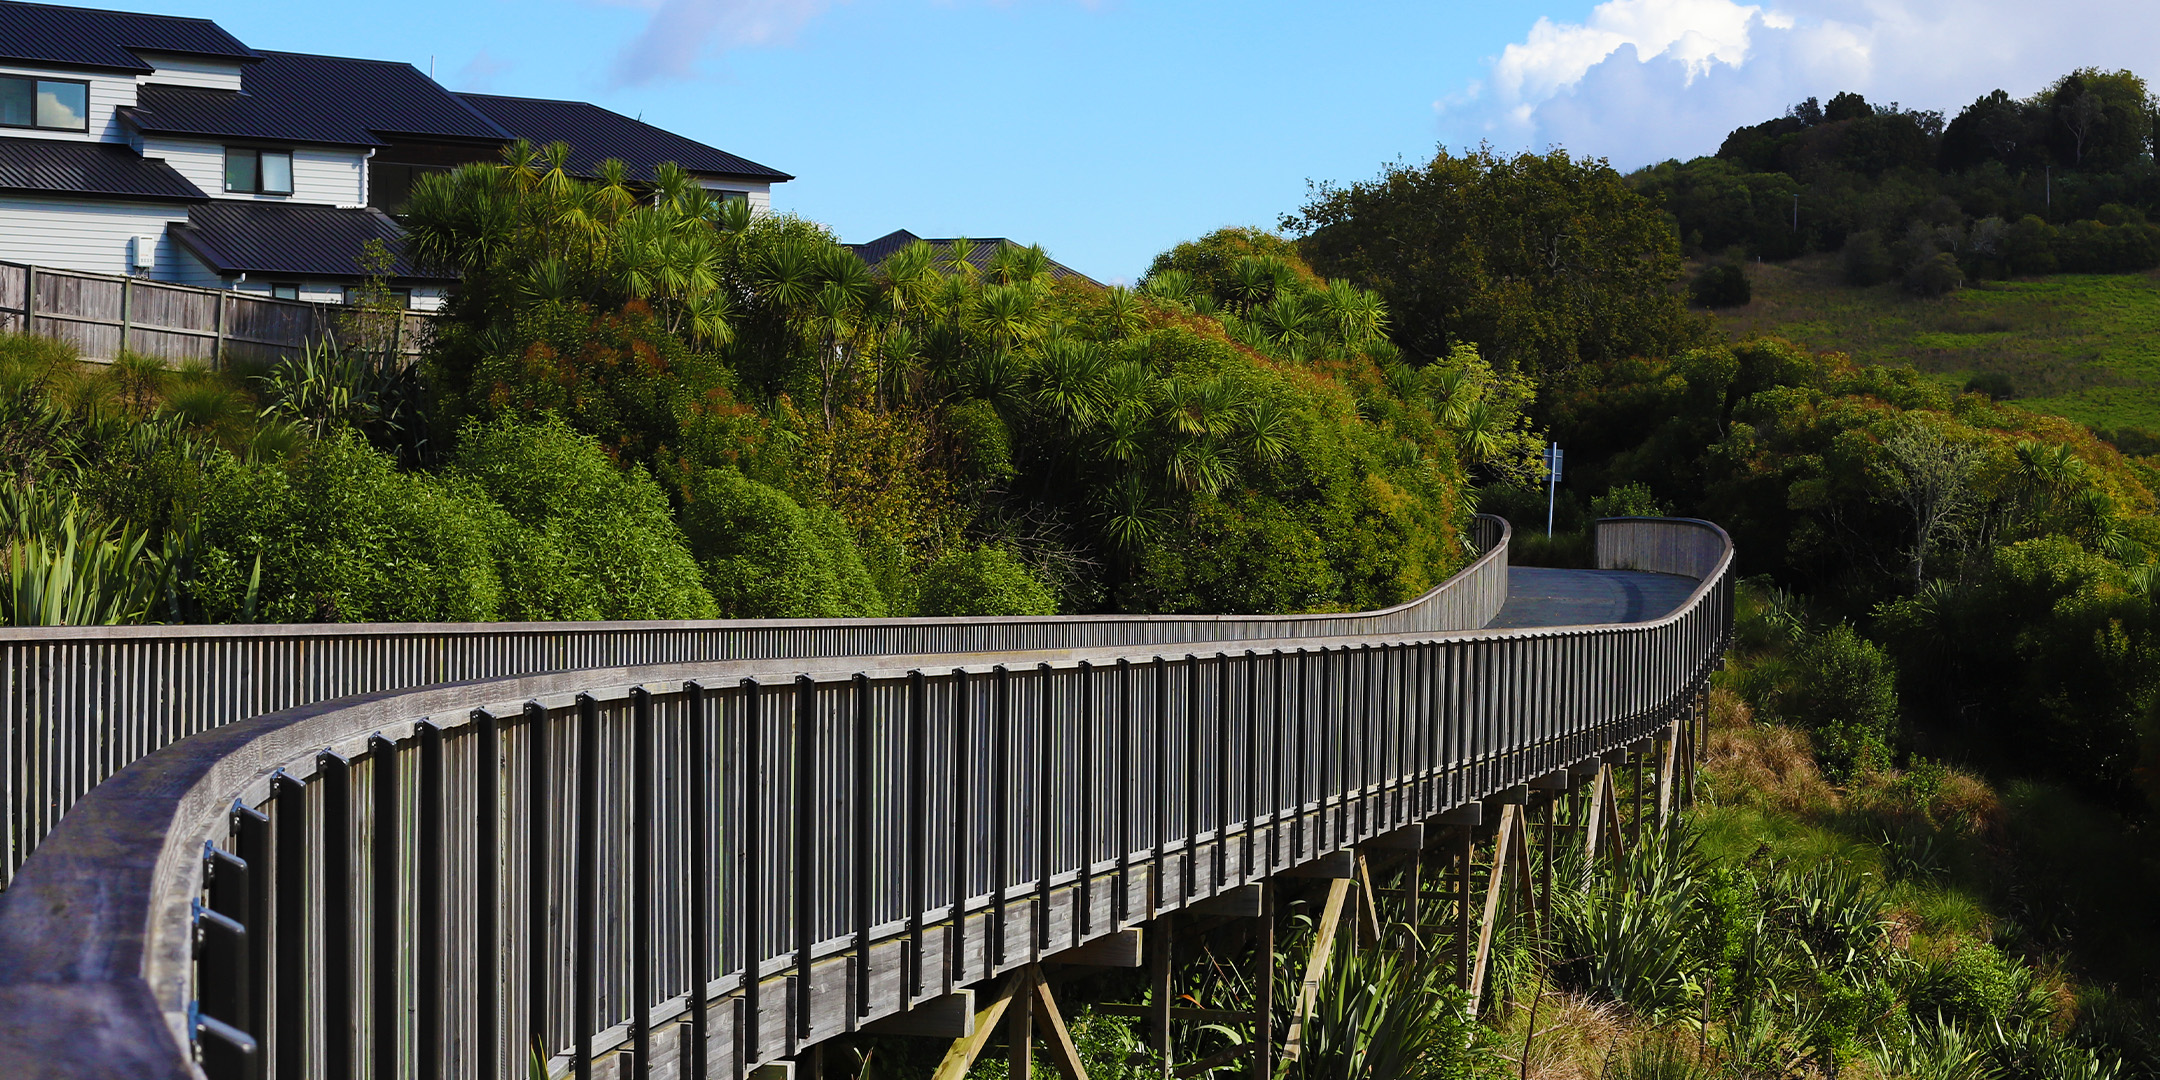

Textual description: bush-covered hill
[1698,254,2160,440]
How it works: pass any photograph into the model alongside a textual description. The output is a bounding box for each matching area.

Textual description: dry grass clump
[1931,768,2001,836]
[1489,988,1629,1080]
[1705,704,1838,815]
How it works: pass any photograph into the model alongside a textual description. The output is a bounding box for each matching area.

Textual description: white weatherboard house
[0,0,791,310]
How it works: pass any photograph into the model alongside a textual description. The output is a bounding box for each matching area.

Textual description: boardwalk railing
[0,516,1730,1080]
[0,515,1506,889]
[0,259,431,367]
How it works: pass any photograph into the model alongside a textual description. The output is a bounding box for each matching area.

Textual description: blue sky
[89,0,2160,283]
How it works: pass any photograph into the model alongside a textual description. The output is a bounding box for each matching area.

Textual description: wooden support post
[118,276,131,360]
[1509,809,1540,942]
[1455,824,1473,991]
[1601,775,1628,869]
[1029,968,1090,1080]
[1469,804,1516,1008]
[1253,886,1274,1080]
[1011,973,1036,1080]
[1657,723,1679,825]
[1405,836,1423,959]
[1630,752,1644,848]
[929,976,1019,1080]
[1580,765,1608,885]
[1353,850,1383,949]
[1281,877,1350,1064]
[1152,913,1173,1079]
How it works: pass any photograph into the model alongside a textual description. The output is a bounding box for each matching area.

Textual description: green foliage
[448,417,714,620]
[190,435,503,623]
[1690,261,1753,308]
[1286,940,1483,1080]
[1777,624,1900,778]
[0,482,163,626]
[678,466,885,618]
[1550,826,1705,1020]
[1908,252,1968,297]
[256,339,428,463]
[1592,482,1669,519]
[915,545,1056,617]
[1289,146,1703,375]
[1842,230,1896,285]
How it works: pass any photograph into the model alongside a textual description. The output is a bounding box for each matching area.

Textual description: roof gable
[847,230,1101,287]
[0,0,256,73]
[0,136,206,202]
[124,51,509,147]
[456,92,792,182]
[172,201,449,280]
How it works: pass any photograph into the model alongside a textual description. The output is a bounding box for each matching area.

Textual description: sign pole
[1544,443,1563,537]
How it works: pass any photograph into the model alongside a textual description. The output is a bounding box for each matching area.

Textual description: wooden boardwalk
[0,517,1733,1080]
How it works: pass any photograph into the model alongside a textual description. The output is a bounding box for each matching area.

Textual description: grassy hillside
[1709,255,2160,438]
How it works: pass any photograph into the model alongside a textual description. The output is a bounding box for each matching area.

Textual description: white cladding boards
[409,285,447,312]
[699,179,772,214]
[133,54,246,93]
[141,139,366,207]
[232,279,347,304]
[0,197,191,278]
[0,64,139,143]
[168,246,227,290]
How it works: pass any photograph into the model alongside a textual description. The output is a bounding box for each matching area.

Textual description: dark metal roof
[124,51,510,147]
[0,136,206,202]
[171,201,451,281]
[846,229,1101,286]
[0,0,257,73]
[457,92,791,182]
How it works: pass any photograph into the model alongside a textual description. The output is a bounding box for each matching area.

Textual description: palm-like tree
[1224,255,1285,313]
[1141,270,1195,307]
[1318,279,1388,345]
[970,283,1046,350]
[1097,286,1144,340]
[1031,338,1108,430]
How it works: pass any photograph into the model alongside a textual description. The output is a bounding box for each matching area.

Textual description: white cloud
[1442,0,2160,169]
[607,0,836,86]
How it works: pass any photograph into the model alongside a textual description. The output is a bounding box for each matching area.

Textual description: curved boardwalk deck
[1486,567,1700,629]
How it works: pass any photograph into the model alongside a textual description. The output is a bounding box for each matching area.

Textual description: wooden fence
[0,260,432,367]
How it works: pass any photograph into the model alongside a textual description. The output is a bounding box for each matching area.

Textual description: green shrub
[1592,481,1669,519]
[1906,943,2031,1031]
[449,416,714,621]
[1843,230,1895,286]
[1963,372,2018,401]
[190,435,503,622]
[915,545,1057,617]
[1779,624,1900,778]
[679,467,885,618]
[1906,252,1967,297]
[1690,261,1753,307]
[1128,492,1339,614]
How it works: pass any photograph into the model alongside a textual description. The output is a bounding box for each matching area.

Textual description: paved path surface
[1485,567,1699,629]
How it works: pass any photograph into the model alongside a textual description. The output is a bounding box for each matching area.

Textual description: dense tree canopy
[1285,147,1703,378]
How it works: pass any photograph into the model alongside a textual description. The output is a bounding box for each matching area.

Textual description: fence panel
[0,259,438,367]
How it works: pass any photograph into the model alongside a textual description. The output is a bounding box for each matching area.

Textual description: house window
[0,76,90,132]
[271,283,300,301]
[225,148,294,195]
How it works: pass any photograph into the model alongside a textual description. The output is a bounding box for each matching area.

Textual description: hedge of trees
[0,143,1489,629]
[1631,69,2160,289]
